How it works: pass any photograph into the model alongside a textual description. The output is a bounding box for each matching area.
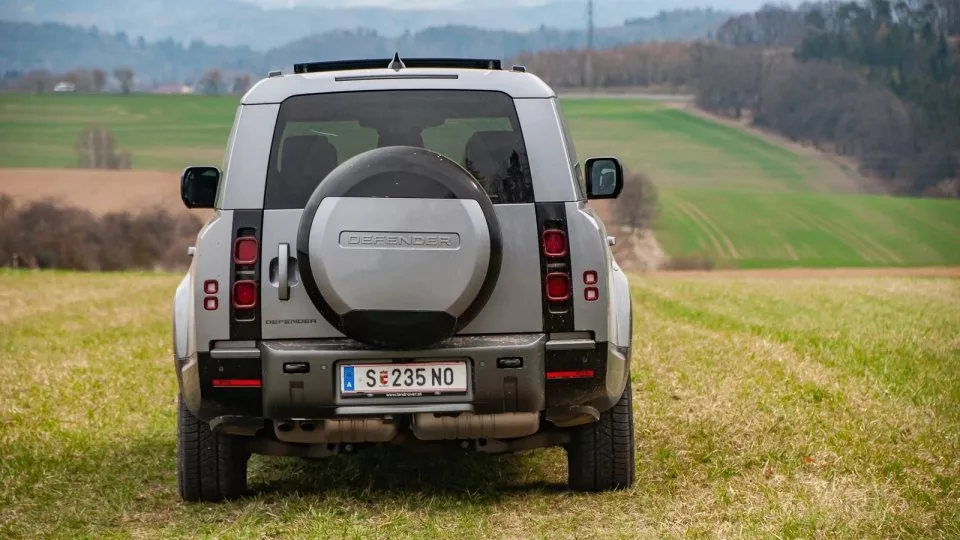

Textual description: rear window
[263,90,534,209]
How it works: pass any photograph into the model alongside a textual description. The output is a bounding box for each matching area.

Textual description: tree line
[516,1,960,198]
[2,66,255,96]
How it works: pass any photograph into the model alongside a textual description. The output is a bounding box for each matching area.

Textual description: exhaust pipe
[276,421,294,432]
[299,420,316,432]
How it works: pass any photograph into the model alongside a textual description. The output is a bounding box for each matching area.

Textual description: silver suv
[173,56,634,502]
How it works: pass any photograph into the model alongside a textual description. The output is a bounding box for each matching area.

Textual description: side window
[555,102,586,200]
[215,106,242,209]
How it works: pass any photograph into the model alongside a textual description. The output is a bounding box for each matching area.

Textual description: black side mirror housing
[181,166,221,209]
[585,157,624,199]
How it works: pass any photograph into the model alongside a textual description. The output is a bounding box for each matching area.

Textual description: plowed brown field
[0,168,211,219]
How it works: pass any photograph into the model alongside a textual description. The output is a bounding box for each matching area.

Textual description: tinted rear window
[264,90,534,209]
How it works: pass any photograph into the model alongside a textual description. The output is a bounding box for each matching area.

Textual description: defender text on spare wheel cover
[296,146,502,349]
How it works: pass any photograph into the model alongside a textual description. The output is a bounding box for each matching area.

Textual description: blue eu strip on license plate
[342,365,355,392]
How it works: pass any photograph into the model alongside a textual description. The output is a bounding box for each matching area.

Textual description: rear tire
[177,394,249,502]
[565,380,636,492]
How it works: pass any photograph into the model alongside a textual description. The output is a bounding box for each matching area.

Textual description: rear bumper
[176,333,628,429]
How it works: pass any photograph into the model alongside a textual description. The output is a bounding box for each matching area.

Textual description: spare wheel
[297,146,502,349]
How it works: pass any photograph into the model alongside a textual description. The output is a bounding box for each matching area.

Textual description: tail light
[232,280,258,309]
[545,272,571,302]
[542,229,567,257]
[234,236,258,265]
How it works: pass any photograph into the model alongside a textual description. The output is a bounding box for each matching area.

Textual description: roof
[241,67,556,105]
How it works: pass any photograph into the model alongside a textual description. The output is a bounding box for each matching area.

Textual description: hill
[562,99,960,268]
[0,93,957,269]
[0,0,733,50]
[0,11,731,84]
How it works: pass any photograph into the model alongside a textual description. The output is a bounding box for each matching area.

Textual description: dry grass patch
[0,271,958,538]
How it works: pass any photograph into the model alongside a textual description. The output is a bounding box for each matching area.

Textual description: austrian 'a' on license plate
[340,361,468,397]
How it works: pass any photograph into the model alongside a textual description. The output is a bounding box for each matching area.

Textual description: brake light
[232,280,258,309]
[234,237,258,265]
[545,272,571,302]
[542,229,567,257]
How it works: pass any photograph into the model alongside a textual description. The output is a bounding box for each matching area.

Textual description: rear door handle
[278,243,290,301]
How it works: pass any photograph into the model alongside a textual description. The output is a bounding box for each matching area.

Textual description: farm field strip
[0,270,957,538]
[1,93,958,269]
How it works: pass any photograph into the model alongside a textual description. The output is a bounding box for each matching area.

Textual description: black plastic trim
[295,57,502,74]
[229,210,263,341]
[535,202,574,333]
[341,310,457,349]
[197,352,264,418]
[297,146,502,349]
[544,342,608,409]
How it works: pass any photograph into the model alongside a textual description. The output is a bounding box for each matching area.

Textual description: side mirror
[180,166,220,209]
[585,157,624,199]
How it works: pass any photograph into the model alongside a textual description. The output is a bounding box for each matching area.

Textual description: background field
[0,93,958,269]
[0,270,957,538]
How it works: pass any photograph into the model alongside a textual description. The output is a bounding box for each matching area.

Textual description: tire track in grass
[806,213,898,264]
[782,206,884,263]
[672,199,731,259]
[680,200,742,259]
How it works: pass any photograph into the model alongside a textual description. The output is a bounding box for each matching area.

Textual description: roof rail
[293,55,502,75]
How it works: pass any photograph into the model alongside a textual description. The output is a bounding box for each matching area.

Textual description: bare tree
[613,171,659,232]
[75,126,132,170]
[199,69,223,94]
[232,73,252,94]
[113,67,135,94]
[91,69,107,92]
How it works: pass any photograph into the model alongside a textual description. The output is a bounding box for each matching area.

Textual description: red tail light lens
[542,229,567,257]
[234,237,258,265]
[212,378,262,388]
[232,280,258,309]
[546,369,595,380]
[545,272,571,302]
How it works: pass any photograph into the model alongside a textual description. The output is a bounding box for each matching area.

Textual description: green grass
[1,270,958,538]
[0,93,236,170]
[0,93,958,268]
[558,99,960,268]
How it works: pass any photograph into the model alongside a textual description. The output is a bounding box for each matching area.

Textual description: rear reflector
[583,271,598,285]
[232,280,258,309]
[234,237,258,265]
[203,279,219,294]
[546,370,595,380]
[203,296,218,310]
[545,272,571,302]
[542,229,568,257]
[584,287,599,302]
[212,378,262,388]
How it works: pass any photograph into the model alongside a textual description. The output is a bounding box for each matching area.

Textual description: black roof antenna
[388,52,406,72]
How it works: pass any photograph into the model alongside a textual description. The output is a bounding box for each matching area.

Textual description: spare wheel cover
[297,146,502,349]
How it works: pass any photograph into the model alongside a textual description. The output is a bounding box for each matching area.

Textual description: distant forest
[520,0,960,198]
[0,8,729,85]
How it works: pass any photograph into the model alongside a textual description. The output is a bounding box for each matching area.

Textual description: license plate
[340,361,468,397]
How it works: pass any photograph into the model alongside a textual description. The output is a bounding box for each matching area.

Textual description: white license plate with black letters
[339,361,468,397]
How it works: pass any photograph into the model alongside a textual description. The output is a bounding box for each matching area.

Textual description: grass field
[0,93,958,268]
[1,270,958,538]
